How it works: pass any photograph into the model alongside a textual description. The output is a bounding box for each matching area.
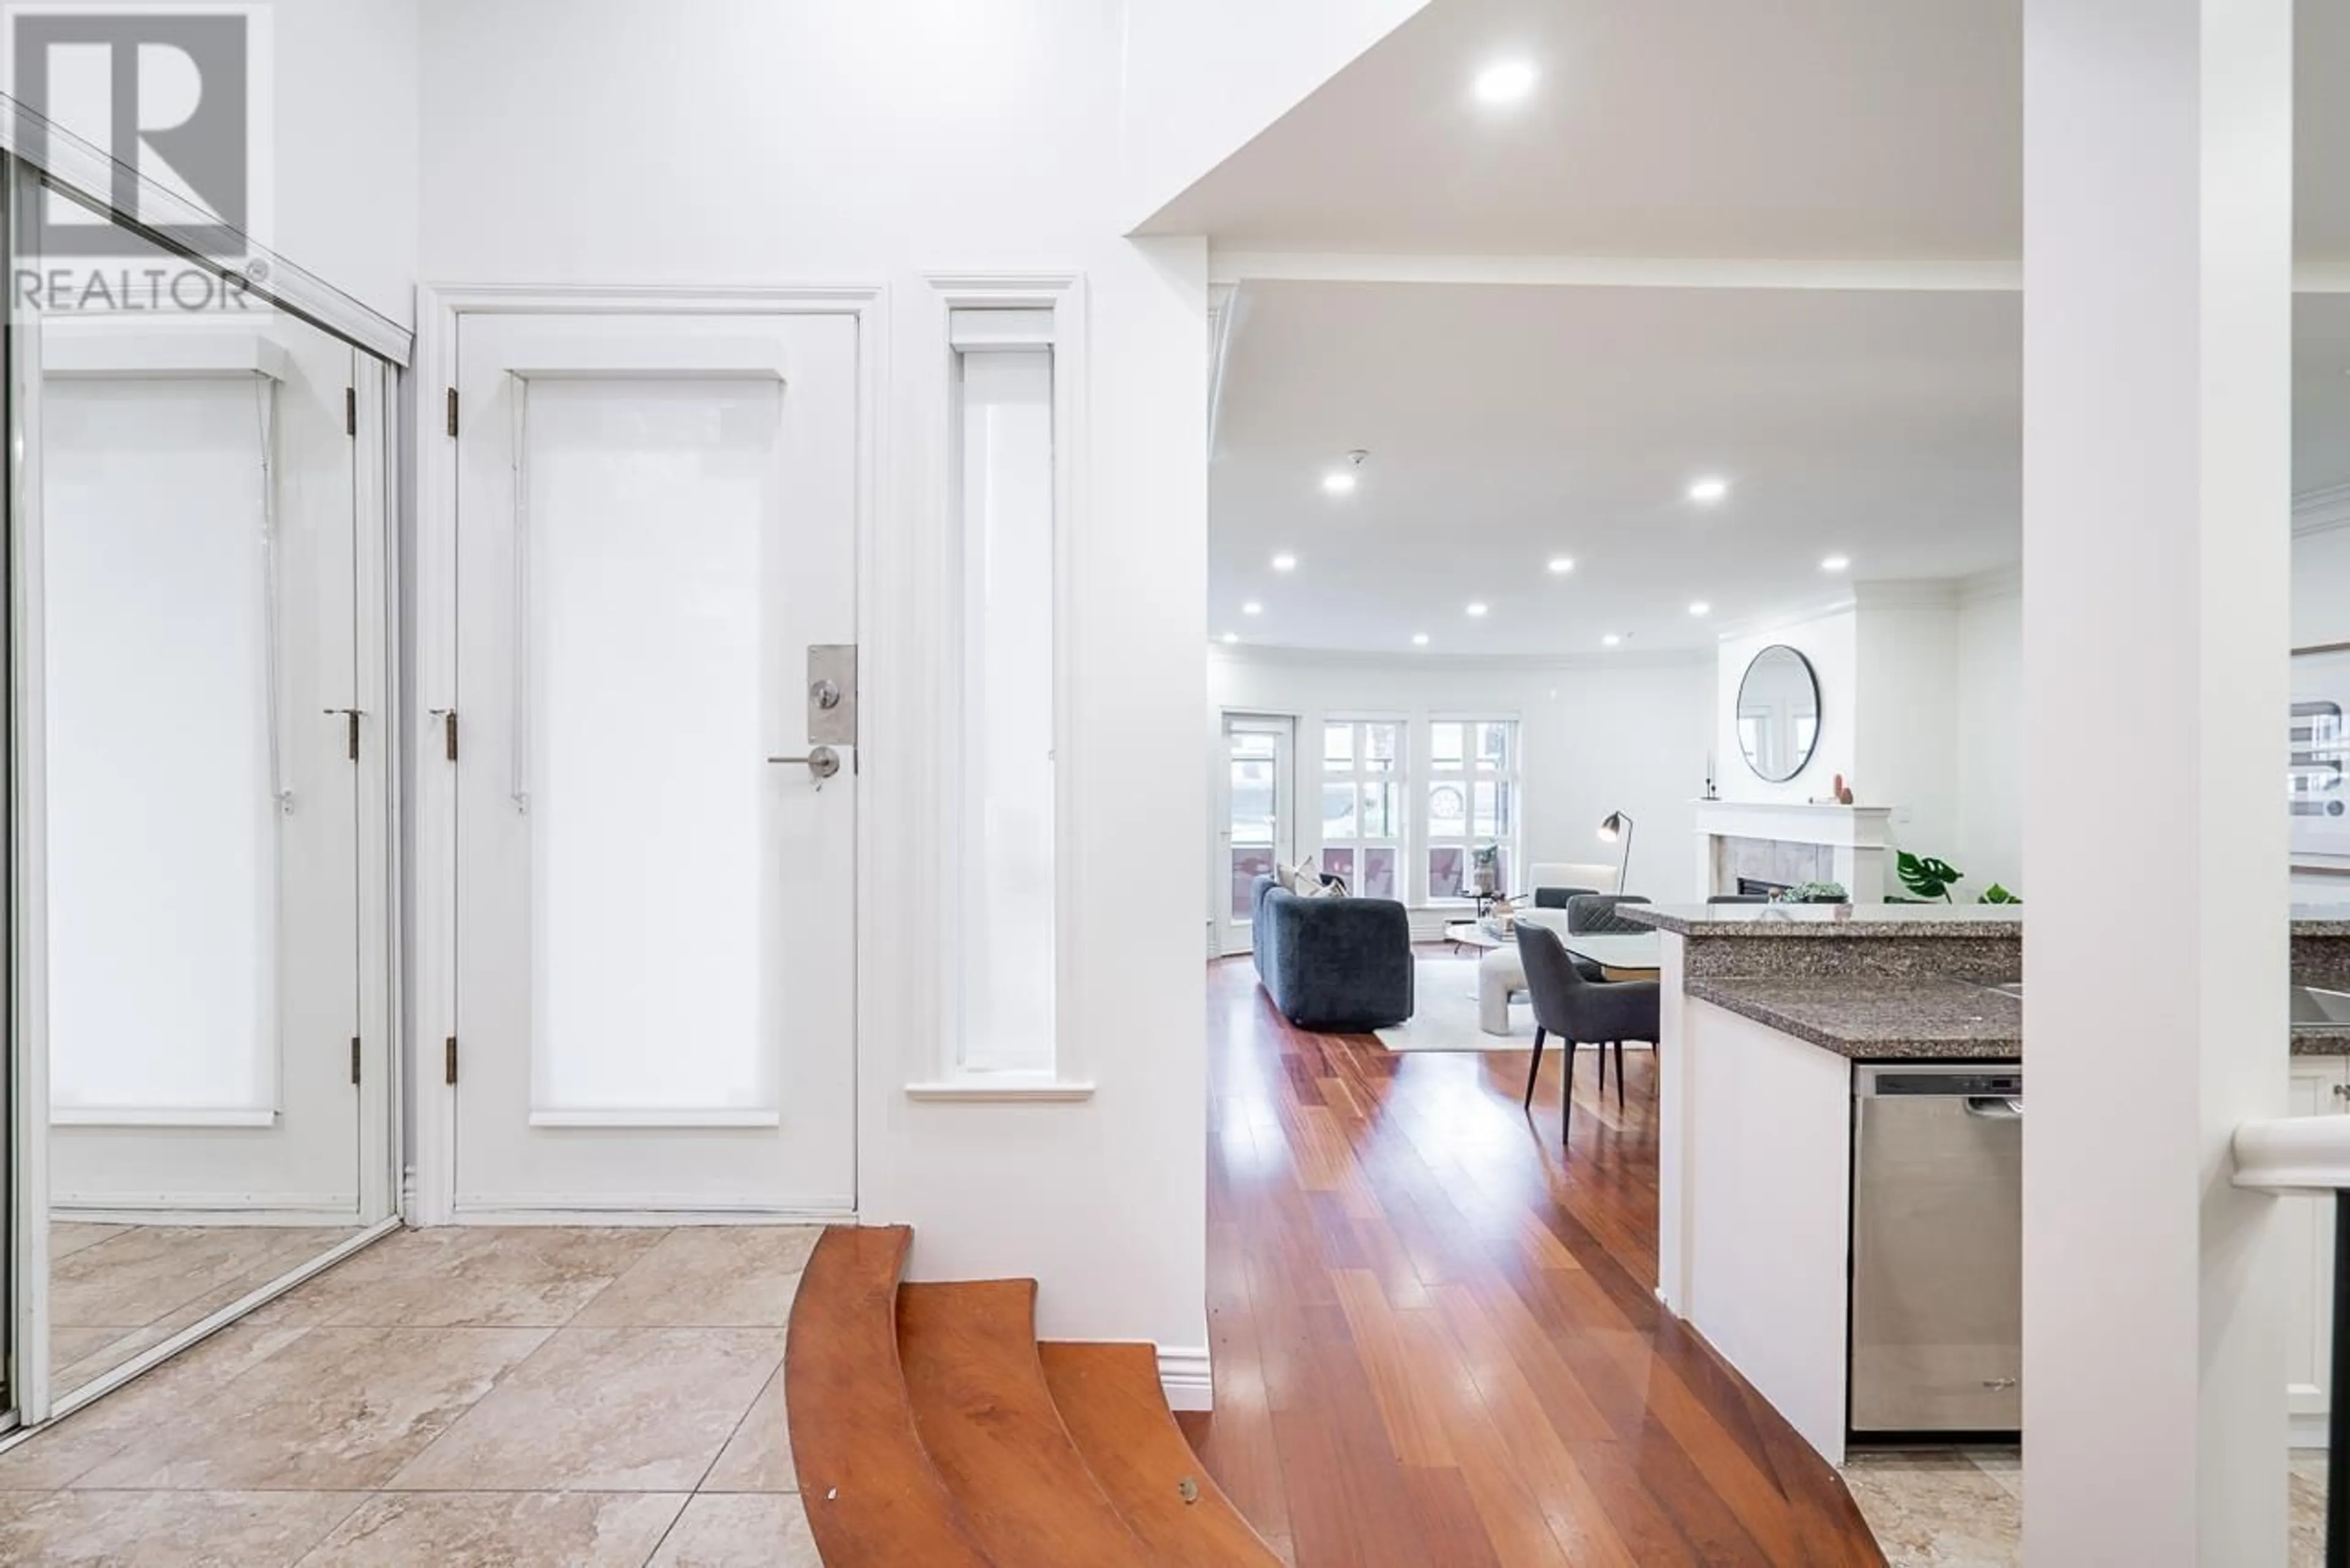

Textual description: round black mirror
[1736,645,1821,783]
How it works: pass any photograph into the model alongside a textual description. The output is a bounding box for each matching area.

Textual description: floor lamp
[1597,811,1635,892]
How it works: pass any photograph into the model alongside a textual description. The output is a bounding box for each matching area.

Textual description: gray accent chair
[1515,922,1662,1147]
[1250,875,1414,1032]
[1564,892,1654,935]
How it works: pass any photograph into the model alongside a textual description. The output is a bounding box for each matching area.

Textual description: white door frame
[408,283,883,1226]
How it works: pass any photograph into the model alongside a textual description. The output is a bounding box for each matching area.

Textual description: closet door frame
[2,157,409,1428]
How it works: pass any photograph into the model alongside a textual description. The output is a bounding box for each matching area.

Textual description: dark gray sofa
[1250,874,1414,1031]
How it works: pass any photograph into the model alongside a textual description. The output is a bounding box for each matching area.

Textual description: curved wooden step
[1039,1341,1284,1566]
[787,1227,990,1567]
[898,1279,1151,1567]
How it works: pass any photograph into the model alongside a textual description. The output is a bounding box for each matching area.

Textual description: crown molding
[1710,595,1857,646]
[1956,563,2024,605]
[1207,641,1710,674]
[1850,578,1961,612]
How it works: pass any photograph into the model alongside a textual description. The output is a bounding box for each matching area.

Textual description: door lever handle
[768,746,841,786]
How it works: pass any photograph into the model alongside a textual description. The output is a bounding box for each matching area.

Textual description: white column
[2022,2,2292,1564]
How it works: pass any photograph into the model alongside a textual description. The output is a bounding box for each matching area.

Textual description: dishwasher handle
[1964,1096,2024,1120]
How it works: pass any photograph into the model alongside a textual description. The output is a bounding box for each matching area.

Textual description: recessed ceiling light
[1412,633,1430,646]
[1602,633,1623,647]
[1688,600,1712,617]
[1465,602,1489,618]
[1473,60,1539,104]
[1272,552,1298,571]
[1547,556,1575,574]
[1322,471,1357,496]
[1221,632,1238,644]
[1242,601,1264,616]
[1821,554,1851,572]
[1687,476,1729,505]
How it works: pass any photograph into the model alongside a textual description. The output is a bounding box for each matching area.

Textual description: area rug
[1374,958,1534,1051]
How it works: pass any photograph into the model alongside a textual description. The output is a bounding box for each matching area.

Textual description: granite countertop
[1686,977,2022,1059]
[1688,975,2350,1059]
[1626,903,2023,939]
[1627,903,2350,939]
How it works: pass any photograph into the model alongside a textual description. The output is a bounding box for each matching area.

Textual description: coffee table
[1443,920,1505,954]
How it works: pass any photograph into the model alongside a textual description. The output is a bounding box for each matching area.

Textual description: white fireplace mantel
[1691,799,1894,849]
[1691,799,1897,900]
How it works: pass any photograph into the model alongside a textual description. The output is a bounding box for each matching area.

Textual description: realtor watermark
[2,4,272,314]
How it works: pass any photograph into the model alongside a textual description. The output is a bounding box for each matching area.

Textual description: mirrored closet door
[14,173,400,1416]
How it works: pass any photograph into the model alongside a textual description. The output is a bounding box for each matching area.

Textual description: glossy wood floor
[1181,951,1887,1567]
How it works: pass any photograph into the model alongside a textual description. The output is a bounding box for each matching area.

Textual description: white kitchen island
[1632,903,2025,1466]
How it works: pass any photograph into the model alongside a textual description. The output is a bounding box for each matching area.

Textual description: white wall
[1852,584,1963,883]
[1119,0,1430,232]
[1715,608,1856,806]
[1207,648,1713,935]
[270,0,421,327]
[1954,578,2024,898]
[419,0,1209,1358]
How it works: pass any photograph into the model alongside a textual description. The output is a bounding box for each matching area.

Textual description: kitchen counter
[1687,974,2350,1058]
[1623,903,2023,938]
[1686,976,2020,1059]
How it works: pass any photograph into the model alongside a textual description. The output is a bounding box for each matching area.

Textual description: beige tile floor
[1844,1447,2329,1567]
[0,1224,822,1567]
[48,1222,366,1396]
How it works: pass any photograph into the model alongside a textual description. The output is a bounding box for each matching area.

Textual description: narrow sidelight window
[947,310,1058,1073]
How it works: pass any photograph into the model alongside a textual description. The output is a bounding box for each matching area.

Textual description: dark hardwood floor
[1181,950,1887,1567]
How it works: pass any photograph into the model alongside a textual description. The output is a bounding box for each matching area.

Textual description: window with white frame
[1425,719,1520,900]
[1319,719,1403,900]
[946,307,1059,1073]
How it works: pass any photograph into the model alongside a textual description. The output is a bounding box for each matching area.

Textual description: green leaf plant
[1895,850,2023,905]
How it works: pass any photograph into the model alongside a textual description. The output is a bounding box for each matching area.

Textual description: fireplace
[1737,876,1789,898]
[1690,800,1895,901]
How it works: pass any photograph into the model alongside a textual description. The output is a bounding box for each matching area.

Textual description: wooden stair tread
[1039,1341,1283,1566]
[898,1279,1152,1567]
[786,1227,990,1567]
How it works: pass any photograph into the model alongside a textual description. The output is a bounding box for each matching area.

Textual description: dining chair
[1514,922,1662,1146]
[1563,892,1654,935]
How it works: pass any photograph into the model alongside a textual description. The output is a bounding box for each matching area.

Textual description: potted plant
[1895,851,2021,905]
[1775,881,1850,905]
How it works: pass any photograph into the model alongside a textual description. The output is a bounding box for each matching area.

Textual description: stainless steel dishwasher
[1849,1064,2023,1437]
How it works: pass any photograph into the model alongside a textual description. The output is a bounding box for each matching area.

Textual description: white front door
[39,321,369,1219]
[451,312,858,1216]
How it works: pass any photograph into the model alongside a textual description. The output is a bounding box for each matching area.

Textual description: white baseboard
[447,1202,854,1226]
[1158,1345,1212,1412]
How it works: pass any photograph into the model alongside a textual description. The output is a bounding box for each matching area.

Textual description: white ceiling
[1212,284,2350,656]
[1144,0,2350,262]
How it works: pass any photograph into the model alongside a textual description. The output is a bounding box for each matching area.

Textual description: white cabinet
[2286,1056,2347,1439]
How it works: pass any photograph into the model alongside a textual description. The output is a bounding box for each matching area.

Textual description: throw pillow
[1272,861,1297,894]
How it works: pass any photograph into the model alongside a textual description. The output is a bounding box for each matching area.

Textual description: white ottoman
[1479,946,1526,1034]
